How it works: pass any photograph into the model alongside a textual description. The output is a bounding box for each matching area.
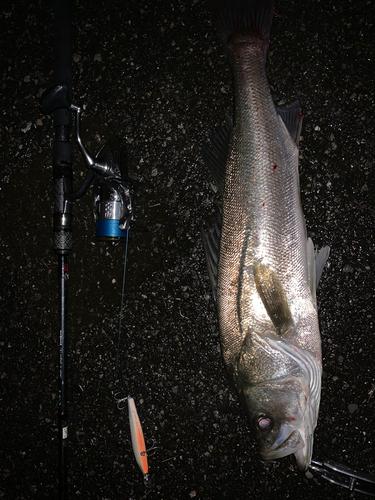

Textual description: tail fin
[210,0,275,47]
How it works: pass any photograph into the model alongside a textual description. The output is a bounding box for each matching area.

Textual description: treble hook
[145,438,158,458]
[114,392,128,411]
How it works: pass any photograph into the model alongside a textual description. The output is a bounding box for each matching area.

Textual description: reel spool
[93,138,138,245]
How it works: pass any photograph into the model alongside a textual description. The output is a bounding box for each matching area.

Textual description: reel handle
[40,82,71,115]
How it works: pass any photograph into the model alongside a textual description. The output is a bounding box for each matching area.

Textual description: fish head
[237,330,322,470]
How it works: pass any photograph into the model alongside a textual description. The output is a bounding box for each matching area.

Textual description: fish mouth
[260,426,313,471]
[294,433,313,471]
[261,427,305,461]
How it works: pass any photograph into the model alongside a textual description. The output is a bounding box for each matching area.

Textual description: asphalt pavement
[1,0,374,498]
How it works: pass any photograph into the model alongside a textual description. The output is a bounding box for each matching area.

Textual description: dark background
[0,0,374,498]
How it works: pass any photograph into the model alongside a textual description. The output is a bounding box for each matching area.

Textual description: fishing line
[112,235,129,414]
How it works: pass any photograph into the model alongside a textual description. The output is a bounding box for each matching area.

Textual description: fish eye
[253,413,273,432]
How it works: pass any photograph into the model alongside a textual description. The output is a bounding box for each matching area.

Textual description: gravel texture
[1,0,374,499]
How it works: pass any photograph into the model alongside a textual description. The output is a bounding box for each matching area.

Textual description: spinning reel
[41,82,144,246]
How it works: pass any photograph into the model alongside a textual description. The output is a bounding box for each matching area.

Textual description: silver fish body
[203,0,329,470]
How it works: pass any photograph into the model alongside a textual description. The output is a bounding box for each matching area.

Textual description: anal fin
[276,101,303,147]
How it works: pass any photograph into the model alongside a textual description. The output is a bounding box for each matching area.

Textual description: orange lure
[128,397,148,475]
[127,396,154,487]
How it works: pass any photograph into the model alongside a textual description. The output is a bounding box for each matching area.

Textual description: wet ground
[1,0,374,499]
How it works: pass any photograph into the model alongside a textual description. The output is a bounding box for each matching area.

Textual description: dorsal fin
[201,207,222,299]
[202,116,233,195]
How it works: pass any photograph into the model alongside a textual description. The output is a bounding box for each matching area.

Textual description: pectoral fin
[253,263,294,336]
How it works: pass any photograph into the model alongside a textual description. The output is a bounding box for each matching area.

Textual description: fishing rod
[42,2,73,498]
[40,1,142,497]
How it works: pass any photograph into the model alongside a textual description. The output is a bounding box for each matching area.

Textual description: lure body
[128,396,148,476]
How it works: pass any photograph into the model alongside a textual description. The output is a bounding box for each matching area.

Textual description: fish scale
[219,41,314,365]
[203,0,329,471]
